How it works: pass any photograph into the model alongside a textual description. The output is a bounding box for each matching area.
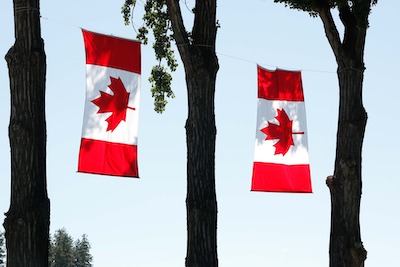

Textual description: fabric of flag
[252,66,312,193]
[78,29,141,177]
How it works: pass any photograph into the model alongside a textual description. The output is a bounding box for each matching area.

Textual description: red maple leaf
[261,108,304,156]
[91,76,135,131]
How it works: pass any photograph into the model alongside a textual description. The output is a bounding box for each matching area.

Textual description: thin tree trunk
[166,0,219,266]
[326,66,368,267]
[3,0,50,266]
[316,2,372,265]
[185,51,218,267]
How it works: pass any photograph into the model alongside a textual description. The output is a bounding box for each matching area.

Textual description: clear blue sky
[1,1,399,266]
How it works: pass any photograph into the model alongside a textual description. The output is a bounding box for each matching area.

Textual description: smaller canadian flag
[252,65,312,193]
[78,29,141,178]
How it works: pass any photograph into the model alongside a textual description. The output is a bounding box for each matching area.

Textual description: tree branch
[166,0,191,57]
[316,3,343,64]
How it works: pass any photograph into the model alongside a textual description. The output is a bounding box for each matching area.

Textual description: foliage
[73,235,92,267]
[274,0,378,22]
[122,0,137,25]
[49,229,74,267]
[122,0,178,113]
[0,231,5,266]
[49,229,92,267]
[273,0,325,16]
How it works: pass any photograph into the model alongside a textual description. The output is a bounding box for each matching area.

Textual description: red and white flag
[78,29,141,177]
[252,66,312,192]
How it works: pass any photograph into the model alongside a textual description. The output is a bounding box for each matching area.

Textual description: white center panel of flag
[81,65,140,145]
[253,99,309,165]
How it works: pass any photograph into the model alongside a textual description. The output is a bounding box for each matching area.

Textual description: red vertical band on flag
[258,66,304,101]
[252,162,312,193]
[78,138,139,178]
[82,29,141,74]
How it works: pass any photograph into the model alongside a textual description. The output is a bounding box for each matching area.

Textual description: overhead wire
[39,15,335,74]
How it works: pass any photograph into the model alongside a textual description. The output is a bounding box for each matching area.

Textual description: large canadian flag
[252,66,312,192]
[78,29,141,178]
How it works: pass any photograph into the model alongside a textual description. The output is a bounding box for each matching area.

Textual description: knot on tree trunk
[326,175,335,189]
[350,241,367,267]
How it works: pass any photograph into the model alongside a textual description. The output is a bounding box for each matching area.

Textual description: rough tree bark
[166,0,219,266]
[317,2,370,266]
[3,0,50,266]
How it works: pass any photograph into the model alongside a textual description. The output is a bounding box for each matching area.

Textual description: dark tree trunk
[327,66,367,267]
[317,1,371,266]
[184,51,218,267]
[3,0,50,266]
[166,0,218,266]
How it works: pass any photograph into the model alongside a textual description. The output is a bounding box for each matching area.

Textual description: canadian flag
[78,29,141,178]
[252,66,312,192]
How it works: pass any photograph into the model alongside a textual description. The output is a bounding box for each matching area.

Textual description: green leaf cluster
[149,65,174,113]
[274,0,377,19]
[73,235,92,267]
[273,0,326,16]
[122,0,178,113]
[49,228,93,267]
[122,0,137,26]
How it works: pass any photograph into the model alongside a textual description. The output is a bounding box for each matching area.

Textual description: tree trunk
[3,0,50,266]
[184,49,218,267]
[166,0,219,266]
[316,2,372,265]
[326,65,368,267]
